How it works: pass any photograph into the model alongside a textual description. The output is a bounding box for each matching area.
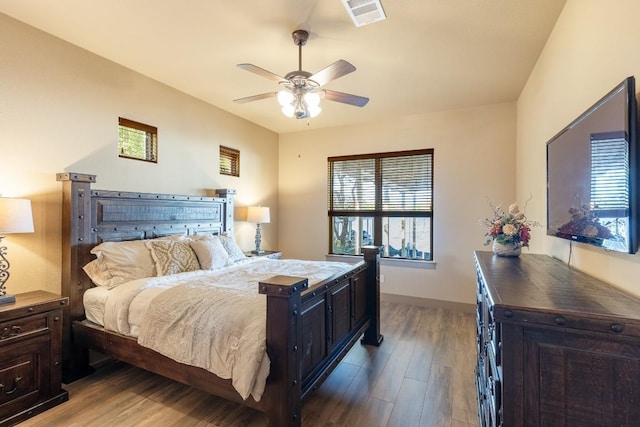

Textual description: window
[328,149,434,260]
[118,117,157,163]
[220,145,240,177]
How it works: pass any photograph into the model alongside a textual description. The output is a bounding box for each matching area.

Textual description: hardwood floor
[20,301,477,427]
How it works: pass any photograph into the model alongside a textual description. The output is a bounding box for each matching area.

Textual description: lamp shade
[0,198,34,234]
[247,206,270,224]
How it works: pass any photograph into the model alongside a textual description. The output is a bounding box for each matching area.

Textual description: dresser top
[474,251,640,322]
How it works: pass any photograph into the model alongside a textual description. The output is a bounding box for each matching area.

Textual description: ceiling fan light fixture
[308,105,322,118]
[277,90,294,106]
[281,104,295,118]
[235,29,368,117]
[303,92,321,107]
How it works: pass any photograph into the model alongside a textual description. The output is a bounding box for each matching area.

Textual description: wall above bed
[1,13,279,295]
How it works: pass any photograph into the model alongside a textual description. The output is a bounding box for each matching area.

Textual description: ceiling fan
[233,29,369,119]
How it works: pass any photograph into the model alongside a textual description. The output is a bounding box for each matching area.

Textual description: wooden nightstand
[244,250,282,259]
[0,291,68,426]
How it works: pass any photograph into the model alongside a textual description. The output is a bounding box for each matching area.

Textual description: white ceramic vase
[492,240,522,257]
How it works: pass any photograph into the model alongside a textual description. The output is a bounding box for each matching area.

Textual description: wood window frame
[220,145,240,177]
[118,117,158,163]
[327,148,434,260]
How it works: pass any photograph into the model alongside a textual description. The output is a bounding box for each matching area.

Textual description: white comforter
[95,258,353,401]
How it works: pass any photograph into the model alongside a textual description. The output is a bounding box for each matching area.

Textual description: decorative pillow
[145,239,200,276]
[219,233,246,261]
[82,259,115,289]
[89,240,157,288]
[189,236,233,270]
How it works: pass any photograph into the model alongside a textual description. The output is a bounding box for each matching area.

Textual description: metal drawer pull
[0,326,22,339]
[554,316,567,326]
[610,323,625,333]
[0,376,22,395]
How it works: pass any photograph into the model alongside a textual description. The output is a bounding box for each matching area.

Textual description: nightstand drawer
[0,314,49,341]
[0,335,50,419]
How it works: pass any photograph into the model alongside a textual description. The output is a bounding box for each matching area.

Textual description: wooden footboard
[260,246,382,426]
[58,172,383,427]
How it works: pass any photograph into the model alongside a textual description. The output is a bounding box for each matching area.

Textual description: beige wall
[518,0,640,295]
[2,12,519,306]
[0,14,279,295]
[279,103,516,305]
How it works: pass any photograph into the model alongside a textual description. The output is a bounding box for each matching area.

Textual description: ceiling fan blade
[233,92,277,104]
[324,89,369,107]
[310,60,356,87]
[237,64,288,84]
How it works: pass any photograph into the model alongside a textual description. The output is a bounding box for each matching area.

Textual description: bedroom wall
[279,103,516,306]
[518,0,640,295]
[0,14,279,295]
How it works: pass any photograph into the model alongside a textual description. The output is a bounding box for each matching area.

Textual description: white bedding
[84,257,354,401]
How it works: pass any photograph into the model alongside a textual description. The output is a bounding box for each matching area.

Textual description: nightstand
[244,250,282,259]
[0,291,68,426]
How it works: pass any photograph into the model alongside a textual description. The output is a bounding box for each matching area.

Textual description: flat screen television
[546,76,638,254]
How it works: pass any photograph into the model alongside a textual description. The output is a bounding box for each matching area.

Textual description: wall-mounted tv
[546,76,638,254]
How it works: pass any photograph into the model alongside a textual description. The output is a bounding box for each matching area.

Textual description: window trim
[118,117,158,163]
[325,253,437,269]
[220,145,240,177]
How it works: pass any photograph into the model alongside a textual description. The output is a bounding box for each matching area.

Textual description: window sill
[325,254,437,269]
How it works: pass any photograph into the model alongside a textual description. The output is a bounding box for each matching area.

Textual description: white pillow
[189,236,233,270]
[219,234,246,261]
[145,239,200,276]
[88,240,156,288]
[82,258,115,289]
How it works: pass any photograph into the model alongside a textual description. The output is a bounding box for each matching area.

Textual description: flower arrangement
[481,200,539,247]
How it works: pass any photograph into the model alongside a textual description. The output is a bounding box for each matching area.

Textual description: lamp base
[251,250,265,255]
[0,294,16,304]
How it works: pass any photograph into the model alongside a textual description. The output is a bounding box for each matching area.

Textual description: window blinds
[328,149,433,216]
[220,145,240,177]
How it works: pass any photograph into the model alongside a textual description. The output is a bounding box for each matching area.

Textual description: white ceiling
[0,0,566,134]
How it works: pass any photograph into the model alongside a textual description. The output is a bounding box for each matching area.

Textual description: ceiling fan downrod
[292,29,308,72]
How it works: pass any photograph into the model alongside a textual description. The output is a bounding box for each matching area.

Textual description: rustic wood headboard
[56,172,236,324]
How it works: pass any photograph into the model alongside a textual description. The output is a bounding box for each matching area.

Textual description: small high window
[118,117,158,163]
[220,145,240,177]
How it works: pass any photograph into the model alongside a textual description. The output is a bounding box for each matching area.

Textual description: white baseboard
[381,293,475,313]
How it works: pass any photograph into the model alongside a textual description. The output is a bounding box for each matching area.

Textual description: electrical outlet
[379,274,385,283]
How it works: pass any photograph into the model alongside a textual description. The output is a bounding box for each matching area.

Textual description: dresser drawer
[494,306,640,338]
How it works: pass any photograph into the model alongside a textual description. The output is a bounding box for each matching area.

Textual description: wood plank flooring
[20,301,477,427]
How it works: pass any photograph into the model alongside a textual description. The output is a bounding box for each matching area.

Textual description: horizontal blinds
[381,153,433,211]
[328,149,433,214]
[590,132,629,212]
[220,145,240,177]
[118,117,158,162]
[328,157,376,211]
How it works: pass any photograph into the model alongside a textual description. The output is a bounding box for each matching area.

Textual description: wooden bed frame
[57,172,383,426]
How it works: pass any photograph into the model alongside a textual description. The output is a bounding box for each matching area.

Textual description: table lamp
[0,198,34,303]
[247,206,270,254]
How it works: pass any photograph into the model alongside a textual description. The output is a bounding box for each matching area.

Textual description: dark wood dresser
[0,291,68,426]
[474,251,640,427]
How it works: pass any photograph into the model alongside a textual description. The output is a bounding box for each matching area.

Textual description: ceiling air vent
[341,0,387,27]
